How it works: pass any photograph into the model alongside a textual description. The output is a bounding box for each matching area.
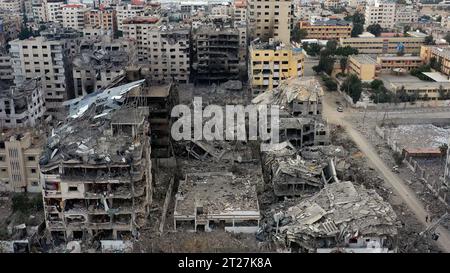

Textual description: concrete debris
[267,181,399,253]
[174,172,260,233]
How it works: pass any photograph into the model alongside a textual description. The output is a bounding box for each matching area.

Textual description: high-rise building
[85,7,117,35]
[247,0,291,44]
[9,34,74,119]
[249,40,304,96]
[122,17,190,83]
[40,80,152,242]
[115,4,145,31]
[0,130,44,193]
[61,4,89,31]
[364,0,396,29]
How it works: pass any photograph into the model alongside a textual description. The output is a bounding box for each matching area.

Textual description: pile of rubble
[267,181,399,253]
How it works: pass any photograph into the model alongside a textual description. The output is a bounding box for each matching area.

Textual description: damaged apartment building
[72,36,136,98]
[0,78,46,128]
[40,80,153,242]
[122,17,190,84]
[269,181,398,253]
[174,139,263,233]
[252,77,329,148]
[126,82,178,159]
[191,23,242,83]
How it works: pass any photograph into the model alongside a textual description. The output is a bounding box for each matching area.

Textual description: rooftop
[350,54,378,65]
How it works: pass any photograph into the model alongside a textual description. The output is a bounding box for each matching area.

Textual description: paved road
[322,92,450,253]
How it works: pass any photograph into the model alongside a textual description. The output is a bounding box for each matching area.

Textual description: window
[31,181,39,187]
[28,156,35,161]
[68,186,78,192]
[31,168,37,174]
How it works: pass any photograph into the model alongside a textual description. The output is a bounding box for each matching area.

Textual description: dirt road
[322,92,450,252]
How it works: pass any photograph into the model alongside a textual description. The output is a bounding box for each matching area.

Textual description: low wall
[404,156,449,207]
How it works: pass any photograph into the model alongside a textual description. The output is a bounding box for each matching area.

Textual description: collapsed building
[174,172,260,233]
[252,77,330,148]
[39,80,153,242]
[262,142,346,197]
[174,138,263,233]
[72,50,131,98]
[270,181,398,253]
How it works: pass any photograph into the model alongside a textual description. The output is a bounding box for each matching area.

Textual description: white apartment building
[394,5,418,25]
[116,4,145,31]
[61,4,88,31]
[0,0,21,14]
[247,0,291,44]
[0,78,45,129]
[9,36,70,119]
[0,54,13,82]
[123,17,190,83]
[32,0,64,23]
[233,0,246,23]
[210,4,233,20]
[364,0,396,29]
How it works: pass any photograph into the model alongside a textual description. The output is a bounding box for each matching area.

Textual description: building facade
[249,40,304,95]
[299,20,352,40]
[0,131,43,193]
[339,36,426,54]
[123,17,190,83]
[61,4,88,31]
[247,0,291,44]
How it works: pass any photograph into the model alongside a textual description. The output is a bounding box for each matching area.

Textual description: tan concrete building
[9,35,72,119]
[0,130,44,192]
[420,46,450,76]
[0,78,46,128]
[115,4,145,31]
[85,8,117,35]
[348,54,379,81]
[61,4,88,31]
[299,19,352,40]
[339,36,426,55]
[248,0,291,44]
[376,55,423,72]
[249,40,304,95]
[123,17,190,83]
[0,53,13,82]
[364,0,396,29]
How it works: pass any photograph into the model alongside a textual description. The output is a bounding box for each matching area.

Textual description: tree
[367,24,383,37]
[351,23,364,37]
[352,11,365,25]
[326,40,338,53]
[339,57,347,72]
[370,79,384,90]
[341,74,362,103]
[425,35,435,45]
[335,46,358,56]
[305,43,322,56]
[292,25,308,43]
[403,25,411,35]
[439,143,449,157]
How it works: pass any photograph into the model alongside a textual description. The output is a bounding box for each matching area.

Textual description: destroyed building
[39,80,153,242]
[270,181,398,253]
[253,77,329,148]
[122,18,191,84]
[127,82,178,159]
[191,24,241,83]
[72,49,132,98]
[262,142,345,197]
[0,78,46,128]
[174,172,260,233]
